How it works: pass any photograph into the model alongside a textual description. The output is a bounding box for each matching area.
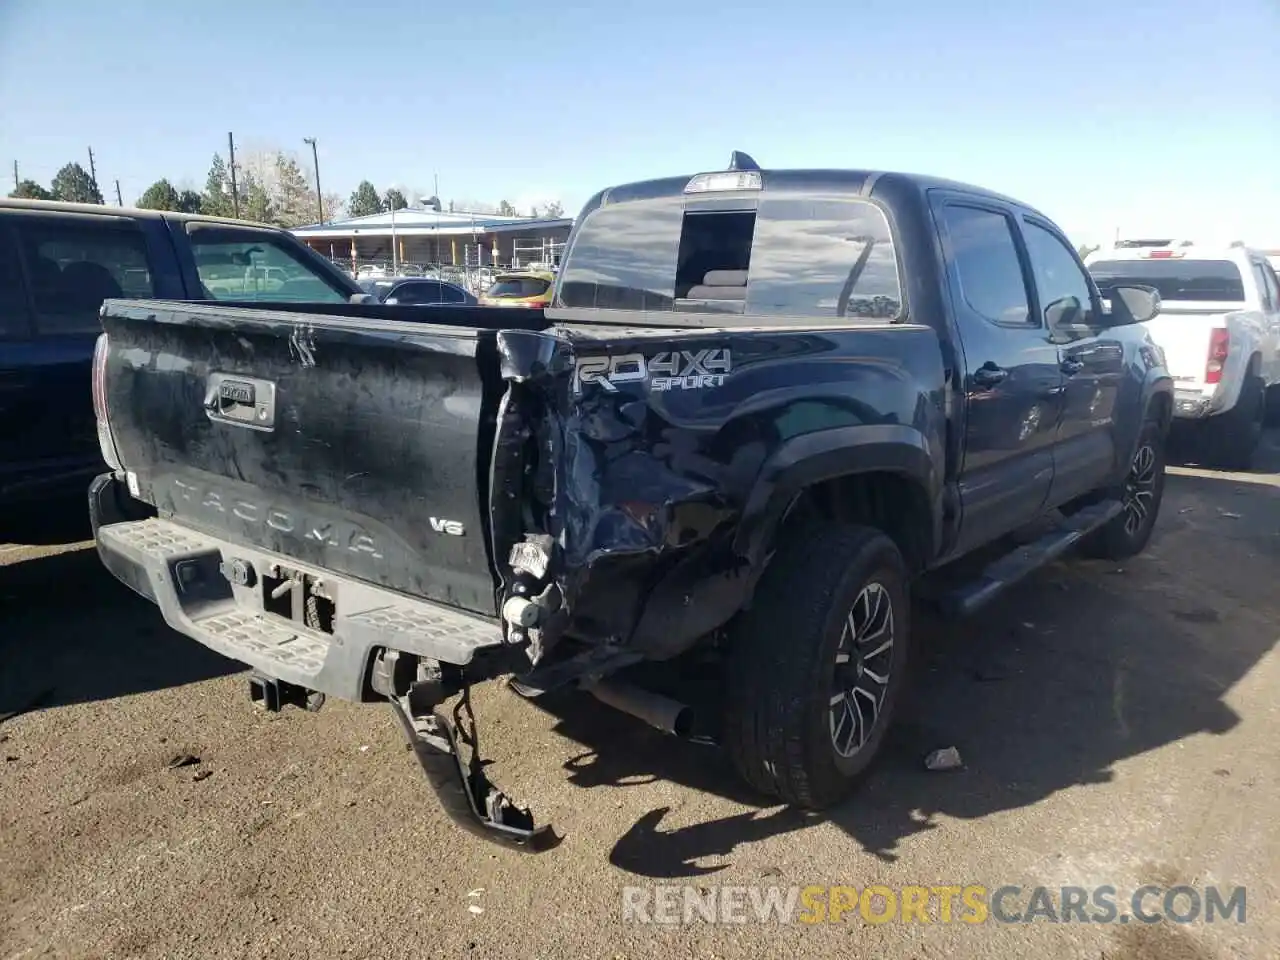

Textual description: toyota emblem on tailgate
[219,379,255,405]
[204,372,277,431]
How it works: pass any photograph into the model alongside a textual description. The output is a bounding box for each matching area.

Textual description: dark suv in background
[0,199,363,539]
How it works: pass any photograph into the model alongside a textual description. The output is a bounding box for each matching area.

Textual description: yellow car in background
[480,270,555,308]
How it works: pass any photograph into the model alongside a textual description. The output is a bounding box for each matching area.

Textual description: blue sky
[1,0,1277,245]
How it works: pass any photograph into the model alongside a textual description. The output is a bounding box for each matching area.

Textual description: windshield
[557,194,902,321]
[1088,258,1245,303]
[486,277,551,298]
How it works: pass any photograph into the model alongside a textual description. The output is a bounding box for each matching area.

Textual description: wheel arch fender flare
[733,423,944,568]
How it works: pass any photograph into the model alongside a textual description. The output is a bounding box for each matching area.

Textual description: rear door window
[189,233,349,303]
[16,219,155,335]
[390,280,466,304]
[938,205,1032,326]
[1088,259,1245,302]
[388,281,442,304]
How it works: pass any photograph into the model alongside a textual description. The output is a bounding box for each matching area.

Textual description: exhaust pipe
[584,679,693,738]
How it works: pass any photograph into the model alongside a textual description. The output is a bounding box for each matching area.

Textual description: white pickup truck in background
[1086,241,1280,469]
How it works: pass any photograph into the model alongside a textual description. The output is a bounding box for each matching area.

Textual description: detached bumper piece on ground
[372,650,558,852]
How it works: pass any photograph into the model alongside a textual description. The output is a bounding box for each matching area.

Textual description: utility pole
[227,132,241,219]
[12,160,18,191]
[115,179,123,206]
[303,137,323,224]
[87,147,100,201]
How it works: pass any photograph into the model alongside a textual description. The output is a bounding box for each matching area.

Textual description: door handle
[1061,358,1085,376]
[972,364,1008,388]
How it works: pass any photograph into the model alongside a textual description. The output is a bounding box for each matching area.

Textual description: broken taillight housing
[1205,328,1230,385]
[92,332,123,471]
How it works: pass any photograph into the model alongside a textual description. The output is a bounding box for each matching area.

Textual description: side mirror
[1104,284,1161,325]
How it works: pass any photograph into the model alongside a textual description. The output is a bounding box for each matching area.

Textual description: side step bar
[938,500,1123,619]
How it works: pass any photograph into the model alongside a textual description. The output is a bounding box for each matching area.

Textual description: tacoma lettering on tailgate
[170,477,383,558]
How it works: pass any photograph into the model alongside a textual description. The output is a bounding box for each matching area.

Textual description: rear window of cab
[487,277,551,298]
[557,194,902,321]
[1088,258,1246,303]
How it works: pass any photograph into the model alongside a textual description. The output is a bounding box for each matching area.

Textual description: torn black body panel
[500,321,949,663]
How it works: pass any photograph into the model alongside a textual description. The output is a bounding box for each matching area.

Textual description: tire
[1080,418,1166,561]
[722,523,911,809]
[1206,373,1263,471]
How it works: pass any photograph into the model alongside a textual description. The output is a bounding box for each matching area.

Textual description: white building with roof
[292,205,573,271]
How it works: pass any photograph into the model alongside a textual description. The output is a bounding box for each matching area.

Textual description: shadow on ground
[527,463,1280,879]
[0,544,241,721]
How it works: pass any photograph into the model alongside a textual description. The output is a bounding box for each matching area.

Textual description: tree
[542,200,565,219]
[137,178,181,211]
[423,195,441,212]
[273,153,316,227]
[322,192,346,222]
[176,189,202,214]
[383,188,408,212]
[9,179,52,200]
[240,170,274,224]
[51,162,103,204]
[1077,243,1100,260]
[496,200,517,217]
[201,154,235,218]
[349,180,382,218]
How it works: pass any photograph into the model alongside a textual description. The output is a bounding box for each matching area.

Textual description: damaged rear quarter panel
[508,321,947,660]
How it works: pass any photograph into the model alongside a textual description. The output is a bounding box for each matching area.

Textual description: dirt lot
[3,436,1279,960]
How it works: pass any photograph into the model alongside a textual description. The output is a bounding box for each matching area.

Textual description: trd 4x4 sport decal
[573,348,732,395]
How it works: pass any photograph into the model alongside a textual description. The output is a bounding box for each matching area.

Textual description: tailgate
[1141,307,1226,388]
[99,301,504,616]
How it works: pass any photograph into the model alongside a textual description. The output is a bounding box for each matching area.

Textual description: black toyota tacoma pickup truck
[89,154,1172,850]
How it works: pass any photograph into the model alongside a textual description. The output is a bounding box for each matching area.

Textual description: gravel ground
[2,434,1279,960]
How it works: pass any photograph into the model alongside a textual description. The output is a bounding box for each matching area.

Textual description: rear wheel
[722,523,911,808]
[1207,373,1263,471]
[1081,419,1166,560]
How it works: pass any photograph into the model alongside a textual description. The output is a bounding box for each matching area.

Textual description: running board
[937,500,1123,619]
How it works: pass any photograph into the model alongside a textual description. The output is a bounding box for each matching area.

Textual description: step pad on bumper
[96,517,509,700]
[199,608,329,675]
